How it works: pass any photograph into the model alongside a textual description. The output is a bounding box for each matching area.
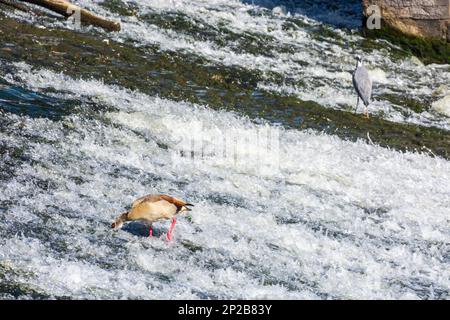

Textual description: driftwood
[1,0,121,31]
[0,0,31,13]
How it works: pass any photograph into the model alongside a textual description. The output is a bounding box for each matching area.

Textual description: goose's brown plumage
[111,194,193,240]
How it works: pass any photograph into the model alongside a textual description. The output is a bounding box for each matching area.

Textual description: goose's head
[111,212,129,229]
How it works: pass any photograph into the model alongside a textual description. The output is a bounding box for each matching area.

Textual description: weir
[1,0,450,300]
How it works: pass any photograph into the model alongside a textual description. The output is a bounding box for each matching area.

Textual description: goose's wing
[132,194,193,208]
[353,65,372,106]
[131,194,161,208]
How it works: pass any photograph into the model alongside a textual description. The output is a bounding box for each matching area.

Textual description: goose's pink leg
[166,217,177,241]
[149,224,153,237]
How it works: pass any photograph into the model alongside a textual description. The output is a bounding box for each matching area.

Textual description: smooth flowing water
[0,0,449,299]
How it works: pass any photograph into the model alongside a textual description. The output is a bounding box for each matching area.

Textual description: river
[0,0,449,299]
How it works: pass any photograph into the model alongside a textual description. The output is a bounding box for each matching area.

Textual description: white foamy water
[1,64,450,299]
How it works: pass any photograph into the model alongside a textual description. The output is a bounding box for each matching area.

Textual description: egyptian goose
[111,194,193,240]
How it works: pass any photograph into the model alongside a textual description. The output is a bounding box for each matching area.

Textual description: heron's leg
[354,96,359,112]
[149,224,153,237]
[166,217,177,241]
[364,106,369,119]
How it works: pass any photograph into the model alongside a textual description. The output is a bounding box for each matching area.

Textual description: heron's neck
[357,61,362,68]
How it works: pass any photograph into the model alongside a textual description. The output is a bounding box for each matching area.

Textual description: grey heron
[352,56,372,118]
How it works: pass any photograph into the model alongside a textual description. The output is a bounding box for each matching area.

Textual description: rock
[363,0,449,41]
[432,95,450,117]
[408,56,425,67]
[432,84,449,97]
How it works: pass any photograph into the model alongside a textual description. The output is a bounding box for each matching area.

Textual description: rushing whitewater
[1,0,450,299]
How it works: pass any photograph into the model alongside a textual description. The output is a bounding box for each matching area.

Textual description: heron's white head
[356,55,363,67]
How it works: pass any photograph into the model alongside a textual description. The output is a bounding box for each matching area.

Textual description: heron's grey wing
[353,66,372,106]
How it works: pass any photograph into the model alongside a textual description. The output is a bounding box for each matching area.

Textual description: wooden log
[0,0,32,13]
[18,0,121,31]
